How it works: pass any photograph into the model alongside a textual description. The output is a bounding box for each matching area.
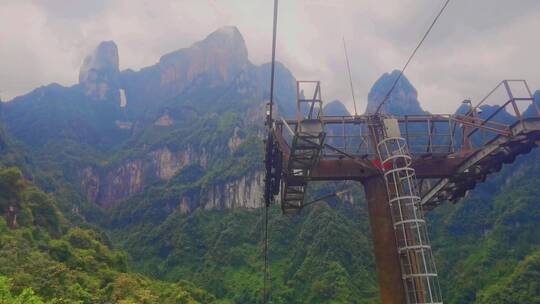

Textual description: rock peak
[324,100,350,116]
[366,70,425,115]
[79,41,120,100]
[215,26,242,37]
[194,25,247,58]
[79,41,119,83]
[156,26,249,96]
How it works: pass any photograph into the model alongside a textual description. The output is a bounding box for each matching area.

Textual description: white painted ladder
[376,118,443,304]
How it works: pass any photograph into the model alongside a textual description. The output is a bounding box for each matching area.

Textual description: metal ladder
[281,119,325,214]
[281,81,326,214]
[375,117,443,304]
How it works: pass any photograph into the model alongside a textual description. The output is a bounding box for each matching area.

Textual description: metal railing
[276,79,538,158]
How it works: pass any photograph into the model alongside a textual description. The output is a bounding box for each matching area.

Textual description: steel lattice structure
[266,79,540,303]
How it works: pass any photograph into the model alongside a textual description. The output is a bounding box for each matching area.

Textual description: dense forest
[0,167,215,303]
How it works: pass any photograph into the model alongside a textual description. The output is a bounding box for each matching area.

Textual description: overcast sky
[1,0,539,113]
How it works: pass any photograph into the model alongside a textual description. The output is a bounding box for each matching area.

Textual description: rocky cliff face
[150,145,208,180]
[202,171,264,210]
[158,26,248,92]
[81,145,209,207]
[366,70,425,115]
[81,160,144,208]
[102,159,144,207]
[172,170,265,214]
[81,141,265,211]
[121,26,250,108]
[77,138,253,210]
[79,41,120,101]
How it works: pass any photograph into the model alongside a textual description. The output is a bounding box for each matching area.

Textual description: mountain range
[0,26,539,303]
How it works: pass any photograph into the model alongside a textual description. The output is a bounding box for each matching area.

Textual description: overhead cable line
[263,200,270,303]
[303,182,356,208]
[262,0,279,303]
[267,0,279,127]
[343,38,358,116]
[375,0,451,114]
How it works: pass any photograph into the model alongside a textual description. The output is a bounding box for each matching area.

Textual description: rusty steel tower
[264,79,540,303]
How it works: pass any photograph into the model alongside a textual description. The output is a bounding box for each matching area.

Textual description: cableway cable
[375,0,451,114]
[267,0,279,127]
[303,182,357,208]
[262,0,279,303]
[343,38,358,116]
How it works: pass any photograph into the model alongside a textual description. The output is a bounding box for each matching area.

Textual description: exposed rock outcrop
[79,41,120,100]
[81,146,209,206]
[156,171,265,215]
[227,127,243,152]
[101,160,144,207]
[157,26,249,97]
[116,26,258,113]
[202,171,264,210]
[154,113,174,126]
[81,167,100,203]
[178,197,192,215]
[81,150,264,211]
[149,145,207,180]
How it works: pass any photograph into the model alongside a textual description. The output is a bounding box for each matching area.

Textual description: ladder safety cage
[374,117,443,304]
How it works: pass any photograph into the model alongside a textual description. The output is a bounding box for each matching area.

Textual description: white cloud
[0,0,538,115]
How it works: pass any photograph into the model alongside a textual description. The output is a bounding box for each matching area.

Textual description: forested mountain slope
[0,167,215,303]
[429,149,540,303]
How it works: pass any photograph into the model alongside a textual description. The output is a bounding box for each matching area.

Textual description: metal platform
[421,117,540,209]
[272,80,540,214]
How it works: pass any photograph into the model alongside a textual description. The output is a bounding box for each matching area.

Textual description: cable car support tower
[262,1,540,303]
[267,79,540,303]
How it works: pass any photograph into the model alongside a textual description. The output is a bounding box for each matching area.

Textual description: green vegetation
[0,167,215,303]
[476,249,540,303]
[109,196,379,304]
[105,151,540,303]
[429,150,540,303]
[0,276,44,304]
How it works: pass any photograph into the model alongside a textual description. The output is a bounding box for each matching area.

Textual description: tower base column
[363,176,406,304]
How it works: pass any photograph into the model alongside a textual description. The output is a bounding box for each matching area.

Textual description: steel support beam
[308,157,464,180]
[363,176,407,304]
